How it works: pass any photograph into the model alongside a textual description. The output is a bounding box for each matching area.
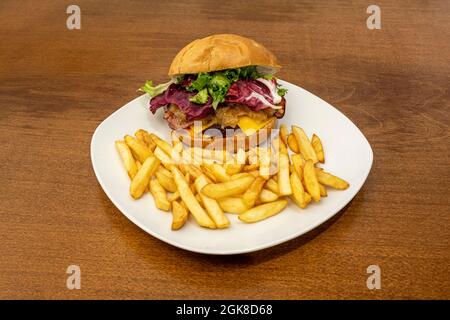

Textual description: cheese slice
[238,116,273,136]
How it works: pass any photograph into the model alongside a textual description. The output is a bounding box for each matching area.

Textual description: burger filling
[141,66,287,134]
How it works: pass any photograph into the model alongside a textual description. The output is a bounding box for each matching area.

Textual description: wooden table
[1,0,449,299]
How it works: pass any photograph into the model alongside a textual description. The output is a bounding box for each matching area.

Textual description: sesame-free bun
[168,34,280,77]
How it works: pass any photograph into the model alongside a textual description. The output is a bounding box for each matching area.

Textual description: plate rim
[90,80,373,255]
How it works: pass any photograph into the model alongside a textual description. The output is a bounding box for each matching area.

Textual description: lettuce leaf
[189,88,209,104]
[140,79,175,97]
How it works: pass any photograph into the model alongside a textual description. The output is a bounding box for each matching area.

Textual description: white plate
[91,80,373,255]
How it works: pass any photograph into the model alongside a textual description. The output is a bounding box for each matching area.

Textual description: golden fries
[155,171,177,193]
[217,197,248,214]
[171,201,188,230]
[124,135,152,164]
[116,124,350,231]
[292,126,318,163]
[135,129,156,151]
[171,166,216,229]
[195,175,230,228]
[201,176,255,199]
[265,178,280,195]
[290,170,311,208]
[259,189,279,203]
[201,163,230,183]
[303,160,321,202]
[277,153,292,196]
[311,134,324,163]
[130,156,160,199]
[115,140,138,179]
[280,124,289,145]
[287,134,300,153]
[149,178,171,211]
[239,199,288,223]
[242,176,266,207]
[315,169,349,190]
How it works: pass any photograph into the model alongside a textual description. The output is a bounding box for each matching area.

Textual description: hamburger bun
[168,34,280,77]
[180,117,277,152]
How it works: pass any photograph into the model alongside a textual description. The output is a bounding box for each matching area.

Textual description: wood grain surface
[0,0,449,299]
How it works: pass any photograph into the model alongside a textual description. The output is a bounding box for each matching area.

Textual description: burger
[140,34,287,150]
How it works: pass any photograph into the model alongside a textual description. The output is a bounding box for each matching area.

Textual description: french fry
[315,169,349,190]
[259,147,272,178]
[225,163,243,175]
[171,166,216,228]
[303,160,321,202]
[259,188,279,203]
[272,136,288,155]
[280,124,289,145]
[124,135,152,164]
[149,178,171,211]
[201,176,255,199]
[243,163,259,172]
[292,126,318,163]
[287,134,300,153]
[290,170,311,208]
[311,134,325,163]
[195,194,203,206]
[154,146,174,168]
[115,140,138,179]
[248,170,260,177]
[195,175,230,228]
[277,153,292,196]
[230,172,252,180]
[155,171,177,193]
[167,191,180,202]
[171,201,188,230]
[157,165,173,178]
[130,156,160,199]
[136,160,142,171]
[239,199,288,223]
[179,164,203,180]
[201,163,230,183]
[265,178,279,195]
[242,176,266,207]
[291,153,305,180]
[217,197,248,214]
[150,133,173,156]
[200,165,218,183]
[319,183,328,197]
[135,129,156,151]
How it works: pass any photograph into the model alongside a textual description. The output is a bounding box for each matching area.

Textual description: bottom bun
[179,117,277,152]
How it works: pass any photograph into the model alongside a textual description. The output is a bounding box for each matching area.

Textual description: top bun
[168,34,280,76]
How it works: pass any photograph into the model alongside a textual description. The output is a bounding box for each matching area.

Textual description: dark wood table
[1,0,449,299]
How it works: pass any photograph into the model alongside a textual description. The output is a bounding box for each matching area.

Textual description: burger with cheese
[140,34,287,150]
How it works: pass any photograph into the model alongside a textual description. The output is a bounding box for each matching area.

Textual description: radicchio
[149,84,213,121]
[225,79,282,111]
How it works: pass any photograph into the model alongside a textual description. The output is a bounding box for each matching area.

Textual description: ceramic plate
[91,80,373,254]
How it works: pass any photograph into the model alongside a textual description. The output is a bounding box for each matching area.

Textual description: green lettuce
[189,88,209,104]
[139,79,174,97]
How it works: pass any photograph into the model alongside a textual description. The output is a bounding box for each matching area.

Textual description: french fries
[303,160,321,202]
[217,197,248,214]
[315,169,349,190]
[115,140,138,179]
[290,170,311,208]
[287,134,300,153]
[201,176,255,199]
[149,178,171,211]
[277,153,292,196]
[155,171,177,193]
[242,176,266,207]
[124,135,152,164]
[171,166,216,229]
[130,156,160,199]
[115,125,350,231]
[259,189,279,203]
[195,175,230,228]
[239,199,288,223]
[171,201,188,230]
[292,126,318,163]
[311,134,324,163]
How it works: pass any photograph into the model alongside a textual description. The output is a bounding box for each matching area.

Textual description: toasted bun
[168,34,280,77]
[181,117,277,152]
